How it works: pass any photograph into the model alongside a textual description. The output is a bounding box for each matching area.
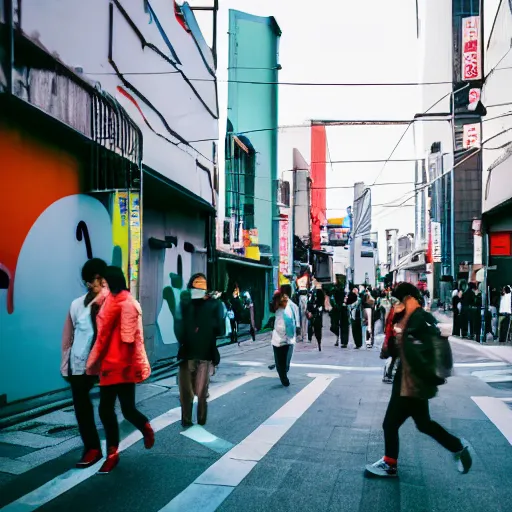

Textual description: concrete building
[216,9,281,328]
[0,0,218,404]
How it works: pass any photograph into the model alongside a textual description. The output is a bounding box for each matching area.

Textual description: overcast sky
[191,0,426,256]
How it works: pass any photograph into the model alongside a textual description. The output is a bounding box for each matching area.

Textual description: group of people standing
[62,259,224,474]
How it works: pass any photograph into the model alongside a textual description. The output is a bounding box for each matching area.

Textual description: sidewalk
[433,310,512,365]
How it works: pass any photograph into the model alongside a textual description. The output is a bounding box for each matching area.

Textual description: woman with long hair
[271,291,299,386]
[61,258,108,468]
[86,266,154,474]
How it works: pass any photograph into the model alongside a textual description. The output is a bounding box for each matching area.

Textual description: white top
[69,294,96,375]
[271,301,300,347]
[500,292,512,315]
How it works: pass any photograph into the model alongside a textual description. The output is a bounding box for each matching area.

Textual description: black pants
[383,372,463,460]
[99,383,149,448]
[351,317,362,348]
[273,345,291,385]
[499,314,511,342]
[70,375,101,452]
[452,310,460,336]
[460,307,475,337]
[331,309,350,346]
[308,316,323,344]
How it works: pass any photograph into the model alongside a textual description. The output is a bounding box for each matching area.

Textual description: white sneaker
[365,458,398,477]
[454,443,472,474]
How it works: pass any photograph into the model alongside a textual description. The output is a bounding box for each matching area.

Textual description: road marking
[158,375,335,512]
[456,362,508,368]
[0,432,66,449]
[0,373,262,512]
[180,426,234,454]
[471,396,512,445]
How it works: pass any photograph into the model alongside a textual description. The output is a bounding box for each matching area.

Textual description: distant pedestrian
[347,287,363,349]
[61,258,108,468]
[86,266,154,474]
[380,301,399,384]
[270,289,300,386]
[307,286,325,351]
[366,282,472,478]
[499,285,512,343]
[177,274,224,428]
[329,283,350,348]
[452,289,462,336]
[461,283,477,339]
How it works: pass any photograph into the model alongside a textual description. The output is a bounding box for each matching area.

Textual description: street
[0,325,511,512]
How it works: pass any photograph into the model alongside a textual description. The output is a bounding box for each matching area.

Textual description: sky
[190,0,424,258]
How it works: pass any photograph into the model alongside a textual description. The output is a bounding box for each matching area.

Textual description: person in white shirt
[499,285,512,343]
[270,289,300,386]
[61,258,108,469]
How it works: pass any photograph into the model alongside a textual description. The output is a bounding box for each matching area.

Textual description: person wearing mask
[177,274,224,428]
[362,287,375,348]
[270,289,300,386]
[347,287,363,349]
[499,285,512,343]
[460,283,477,339]
[307,285,325,351]
[86,266,154,474]
[366,283,472,478]
[61,258,108,468]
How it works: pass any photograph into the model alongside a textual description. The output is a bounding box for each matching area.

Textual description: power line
[85,70,453,87]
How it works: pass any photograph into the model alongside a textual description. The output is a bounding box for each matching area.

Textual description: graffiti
[0,195,112,403]
[75,221,93,259]
[157,244,191,345]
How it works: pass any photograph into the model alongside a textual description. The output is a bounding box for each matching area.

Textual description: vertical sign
[279,216,289,274]
[129,192,141,295]
[463,123,481,148]
[432,221,442,263]
[462,16,482,81]
[472,219,482,266]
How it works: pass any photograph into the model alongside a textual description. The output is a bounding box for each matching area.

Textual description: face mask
[191,289,206,300]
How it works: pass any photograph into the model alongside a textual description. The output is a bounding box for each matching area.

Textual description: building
[481,0,512,288]
[216,9,281,328]
[414,0,483,299]
[0,1,218,404]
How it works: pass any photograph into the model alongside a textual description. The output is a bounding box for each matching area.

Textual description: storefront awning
[217,252,273,270]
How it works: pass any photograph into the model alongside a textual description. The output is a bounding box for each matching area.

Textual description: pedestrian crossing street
[1,360,512,512]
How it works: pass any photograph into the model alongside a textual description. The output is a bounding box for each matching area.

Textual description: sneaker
[142,422,155,449]
[76,448,102,468]
[97,448,119,475]
[365,458,398,478]
[382,376,393,384]
[454,444,472,474]
[268,363,276,370]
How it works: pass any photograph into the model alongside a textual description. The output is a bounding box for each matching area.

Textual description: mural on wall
[156,240,192,345]
[0,195,112,403]
[0,125,115,403]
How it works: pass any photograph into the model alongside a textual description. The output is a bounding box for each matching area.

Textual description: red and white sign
[462,16,482,81]
[463,123,481,148]
[469,88,481,105]
[279,216,289,274]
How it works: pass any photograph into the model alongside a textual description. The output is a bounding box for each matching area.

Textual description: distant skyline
[191,0,438,259]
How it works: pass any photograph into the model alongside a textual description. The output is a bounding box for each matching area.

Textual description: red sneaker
[76,449,102,468]
[97,448,119,474]
[142,422,155,449]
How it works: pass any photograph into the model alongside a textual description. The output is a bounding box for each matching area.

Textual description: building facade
[0,1,218,404]
[481,0,512,288]
[217,9,281,328]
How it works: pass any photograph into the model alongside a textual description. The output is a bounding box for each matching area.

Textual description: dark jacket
[177,293,224,366]
[461,289,476,309]
[398,308,445,399]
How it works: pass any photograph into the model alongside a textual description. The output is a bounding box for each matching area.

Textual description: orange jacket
[86,291,151,386]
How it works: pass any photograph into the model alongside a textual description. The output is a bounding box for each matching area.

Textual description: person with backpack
[307,285,325,351]
[176,274,224,428]
[270,289,300,386]
[366,282,472,478]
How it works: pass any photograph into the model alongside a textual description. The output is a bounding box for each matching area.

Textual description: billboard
[326,208,352,247]
[279,216,290,275]
[462,16,482,81]
[432,221,442,263]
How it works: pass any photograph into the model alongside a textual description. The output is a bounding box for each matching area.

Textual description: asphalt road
[0,324,512,512]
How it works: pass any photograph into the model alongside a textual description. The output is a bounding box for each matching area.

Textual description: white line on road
[471,396,512,445]
[0,373,262,512]
[180,426,234,454]
[229,361,509,371]
[158,375,336,512]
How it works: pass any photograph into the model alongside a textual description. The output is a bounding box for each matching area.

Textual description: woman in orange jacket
[86,266,154,474]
